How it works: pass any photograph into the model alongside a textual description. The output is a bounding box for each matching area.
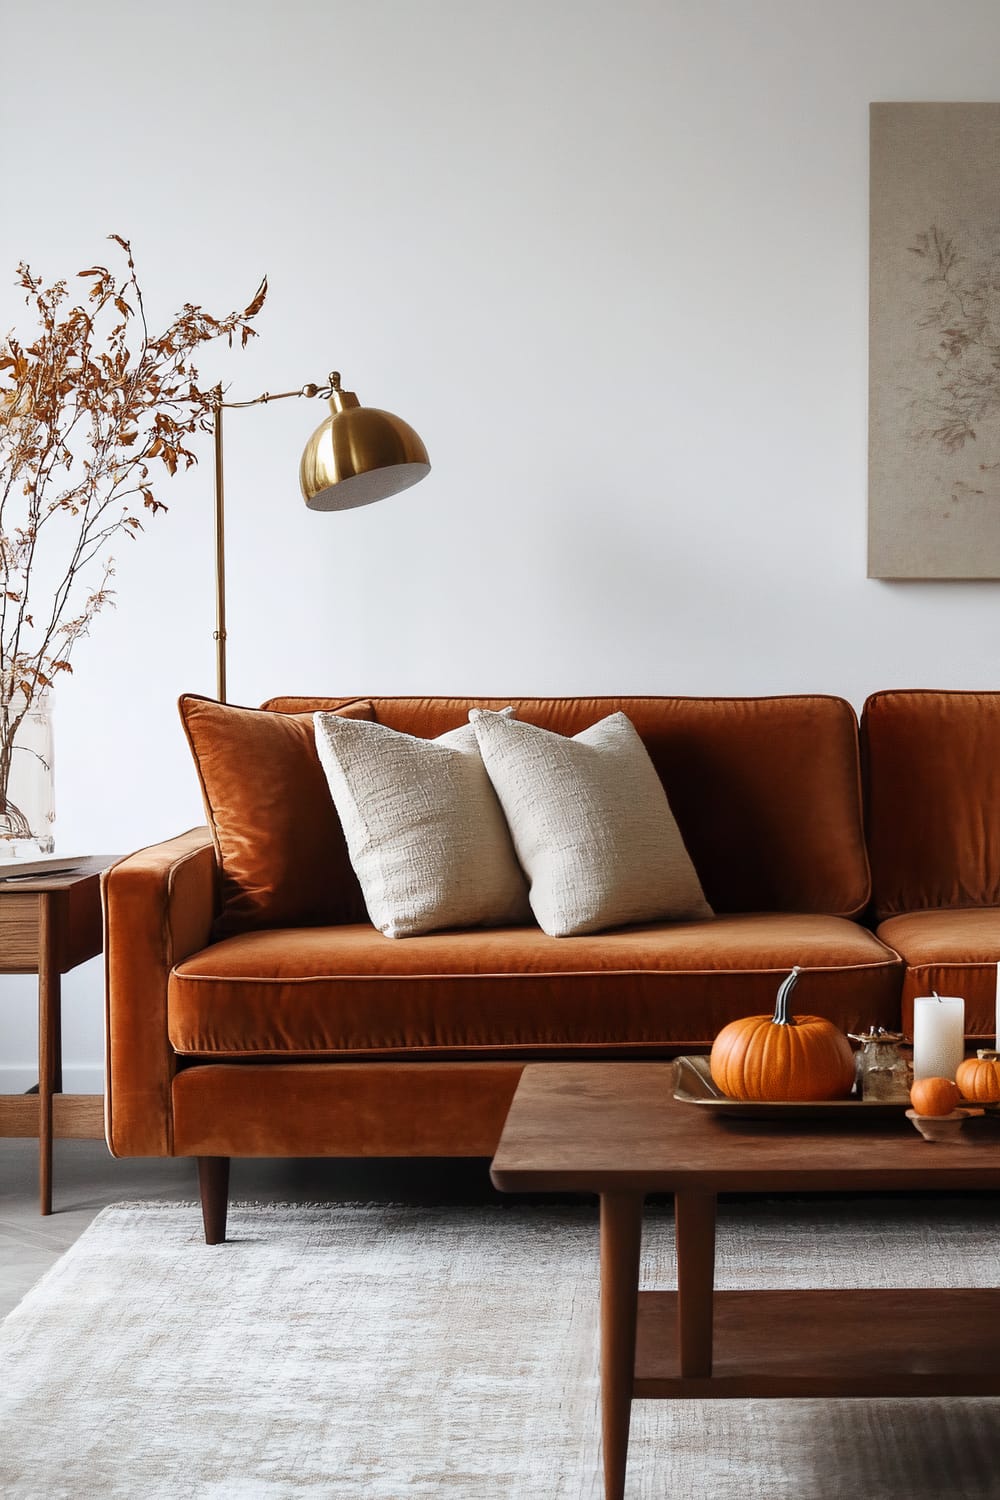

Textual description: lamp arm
[210,374,340,702]
[214,373,343,411]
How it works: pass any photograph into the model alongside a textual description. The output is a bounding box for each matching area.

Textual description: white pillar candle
[913,995,965,1081]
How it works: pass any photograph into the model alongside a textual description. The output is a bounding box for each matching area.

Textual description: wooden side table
[0,857,115,1213]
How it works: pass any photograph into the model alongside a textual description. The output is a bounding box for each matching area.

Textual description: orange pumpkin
[956,1052,1000,1104]
[710,967,856,1102]
[910,1076,961,1116]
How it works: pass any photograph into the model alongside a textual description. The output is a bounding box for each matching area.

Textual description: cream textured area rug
[2,1199,1000,1499]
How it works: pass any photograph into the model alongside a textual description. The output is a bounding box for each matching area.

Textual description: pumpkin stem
[772,966,801,1026]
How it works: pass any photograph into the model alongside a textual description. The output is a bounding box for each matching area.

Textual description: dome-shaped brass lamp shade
[299,379,430,512]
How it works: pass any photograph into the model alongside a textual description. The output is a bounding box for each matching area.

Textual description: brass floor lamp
[211,371,430,701]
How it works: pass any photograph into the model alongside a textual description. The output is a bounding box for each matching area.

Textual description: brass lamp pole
[211,372,430,702]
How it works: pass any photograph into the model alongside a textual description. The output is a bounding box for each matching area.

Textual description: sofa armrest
[103,828,218,1157]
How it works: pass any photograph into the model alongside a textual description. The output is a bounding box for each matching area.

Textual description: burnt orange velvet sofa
[102,691,997,1242]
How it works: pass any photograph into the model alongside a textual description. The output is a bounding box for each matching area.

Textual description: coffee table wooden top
[490,1062,1000,1194]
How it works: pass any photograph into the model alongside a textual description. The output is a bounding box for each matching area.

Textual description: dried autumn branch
[0,235,266,841]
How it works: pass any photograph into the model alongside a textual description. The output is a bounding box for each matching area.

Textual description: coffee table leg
[675,1190,716,1377]
[599,1191,643,1500]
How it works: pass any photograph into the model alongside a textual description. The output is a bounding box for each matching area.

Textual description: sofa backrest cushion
[264,694,871,917]
[862,689,1000,918]
[180,694,373,935]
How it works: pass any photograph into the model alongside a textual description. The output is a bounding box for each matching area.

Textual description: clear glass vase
[0,691,55,857]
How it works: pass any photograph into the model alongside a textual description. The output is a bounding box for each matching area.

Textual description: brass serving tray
[673,1054,909,1119]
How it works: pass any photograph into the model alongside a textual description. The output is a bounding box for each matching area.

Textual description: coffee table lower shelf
[634,1287,1000,1399]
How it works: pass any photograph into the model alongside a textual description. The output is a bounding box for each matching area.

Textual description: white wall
[3,0,1000,1088]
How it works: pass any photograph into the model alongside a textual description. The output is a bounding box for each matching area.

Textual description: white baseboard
[0,1064,104,1094]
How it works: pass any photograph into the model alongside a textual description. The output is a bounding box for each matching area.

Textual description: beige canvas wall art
[869,102,1000,578]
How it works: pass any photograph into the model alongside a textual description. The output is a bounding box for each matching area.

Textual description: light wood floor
[0,1139,507,1320]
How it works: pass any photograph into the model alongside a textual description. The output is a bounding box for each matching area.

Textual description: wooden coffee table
[490,1061,1000,1500]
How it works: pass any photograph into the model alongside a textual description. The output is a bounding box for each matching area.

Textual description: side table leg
[599,1192,643,1500]
[675,1190,716,1377]
[37,896,60,1216]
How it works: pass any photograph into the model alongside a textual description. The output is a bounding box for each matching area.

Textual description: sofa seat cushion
[167,916,901,1058]
[876,908,1000,1038]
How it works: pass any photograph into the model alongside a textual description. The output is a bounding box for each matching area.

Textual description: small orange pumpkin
[910,1076,961,1116]
[956,1051,1000,1104]
[710,967,856,1102]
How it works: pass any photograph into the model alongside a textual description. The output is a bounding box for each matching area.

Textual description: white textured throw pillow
[469,709,712,937]
[313,710,531,938]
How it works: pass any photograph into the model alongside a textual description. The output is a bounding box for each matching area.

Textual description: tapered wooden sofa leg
[197,1156,230,1245]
